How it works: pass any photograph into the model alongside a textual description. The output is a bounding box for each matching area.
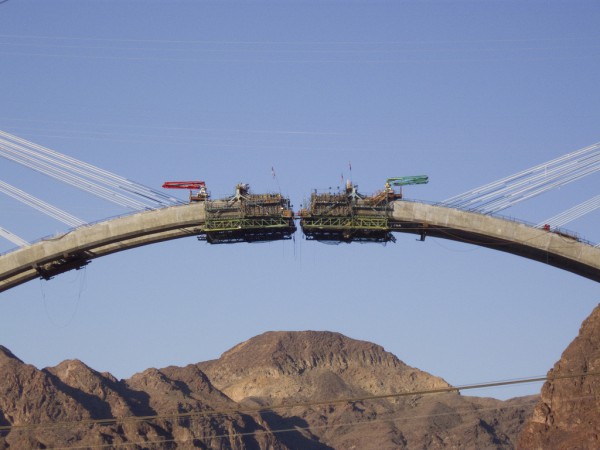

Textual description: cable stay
[440,142,600,214]
[537,194,600,229]
[470,157,600,214]
[0,130,182,207]
[0,226,29,247]
[0,130,183,211]
[0,146,164,211]
[0,144,151,211]
[0,130,180,209]
[0,180,86,228]
[442,142,600,206]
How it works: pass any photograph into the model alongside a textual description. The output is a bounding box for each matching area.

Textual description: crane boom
[162,181,205,190]
[386,176,429,186]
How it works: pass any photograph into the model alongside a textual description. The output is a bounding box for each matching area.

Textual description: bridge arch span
[0,203,207,292]
[390,201,600,283]
[1,201,599,293]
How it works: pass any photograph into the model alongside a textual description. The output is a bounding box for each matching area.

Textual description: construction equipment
[299,177,428,243]
[385,176,429,199]
[35,253,91,280]
[199,183,296,244]
[299,180,393,243]
[162,181,209,202]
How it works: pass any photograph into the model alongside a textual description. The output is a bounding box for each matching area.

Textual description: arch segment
[0,203,207,293]
[390,201,600,282]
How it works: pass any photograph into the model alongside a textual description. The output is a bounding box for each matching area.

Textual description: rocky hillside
[0,332,537,449]
[518,304,600,450]
[0,346,287,450]
[199,331,536,450]
[197,330,450,404]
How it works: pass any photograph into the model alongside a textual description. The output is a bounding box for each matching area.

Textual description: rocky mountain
[198,330,450,404]
[0,332,537,449]
[518,304,600,450]
[0,346,287,450]
[198,331,536,450]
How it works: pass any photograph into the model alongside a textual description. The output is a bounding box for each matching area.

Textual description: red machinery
[162,181,205,190]
[162,181,208,201]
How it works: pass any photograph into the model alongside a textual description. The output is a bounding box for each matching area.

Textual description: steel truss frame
[301,216,394,243]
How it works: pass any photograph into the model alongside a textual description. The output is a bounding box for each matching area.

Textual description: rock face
[0,345,287,450]
[0,346,95,450]
[198,331,450,404]
[199,331,536,450]
[518,304,600,450]
[0,332,536,449]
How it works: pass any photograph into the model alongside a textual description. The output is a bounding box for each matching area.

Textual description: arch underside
[391,222,600,282]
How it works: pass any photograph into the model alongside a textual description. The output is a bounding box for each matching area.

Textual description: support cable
[0,143,152,210]
[537,194,600,228]
[442,142,600,205]
[0,135,158,208]
[0,130,180,206]
[457,153,600,212]
[0,180,85,227]
[450,153,600,213]
[441,142,600,214]
[0,226,29,246]
[477,158,600,214]
[0,130,182,210]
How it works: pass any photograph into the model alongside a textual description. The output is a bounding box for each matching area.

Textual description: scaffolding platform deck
[299,182,395,243]
[200,184,296,244]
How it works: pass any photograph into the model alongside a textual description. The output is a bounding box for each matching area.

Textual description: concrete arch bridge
[1,200,599,293]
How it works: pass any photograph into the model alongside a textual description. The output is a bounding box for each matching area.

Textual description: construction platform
[298,181,398,243]
[198,183,296,244]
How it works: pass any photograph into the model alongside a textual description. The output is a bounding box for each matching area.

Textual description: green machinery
[299,176,428,243]
[199,183,296,244]
[386,175,429,190]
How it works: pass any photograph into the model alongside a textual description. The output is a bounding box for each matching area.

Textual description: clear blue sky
[1,0,599,401]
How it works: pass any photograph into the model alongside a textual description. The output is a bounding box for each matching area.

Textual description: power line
[2,49,598,64]
[43,398,548,450]
[1,370,597,436]
[4,373,599,450]
[1,39,599,55]
[1,32,599,45]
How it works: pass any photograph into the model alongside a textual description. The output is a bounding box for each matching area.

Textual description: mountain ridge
[0,330,539,449]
